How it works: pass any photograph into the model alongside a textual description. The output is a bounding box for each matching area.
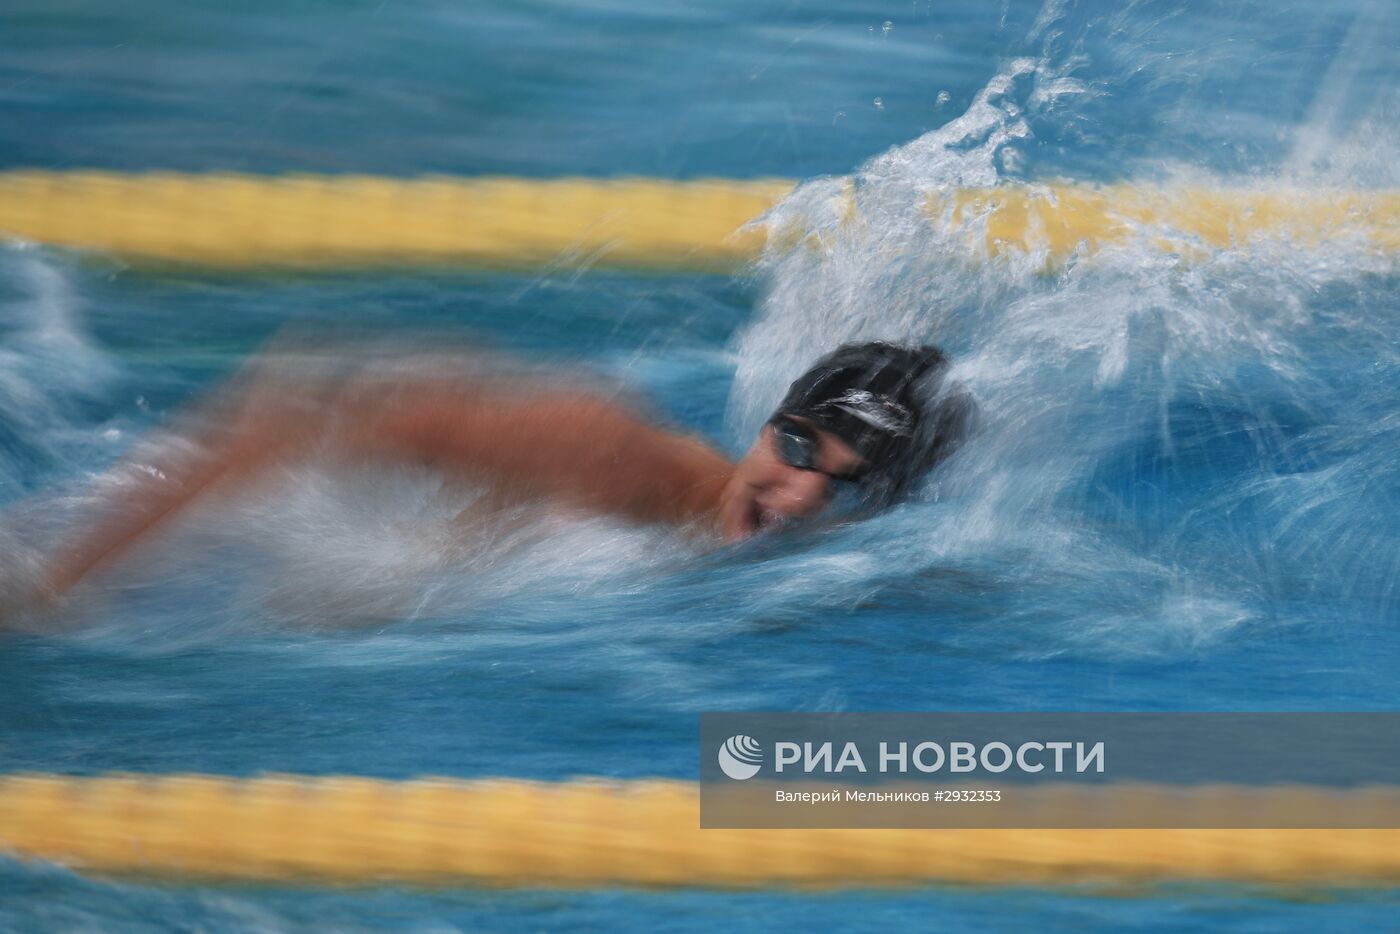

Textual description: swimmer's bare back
[38,367,737,602]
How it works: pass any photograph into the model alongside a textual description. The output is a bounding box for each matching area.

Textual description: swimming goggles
[769,414,868,482]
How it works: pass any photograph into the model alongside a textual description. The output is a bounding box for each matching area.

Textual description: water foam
[726,45,1400,653]
[0,245,120,492]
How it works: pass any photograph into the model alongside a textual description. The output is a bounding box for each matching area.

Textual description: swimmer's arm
[40,400,308,601]
[350,383,734,527]
[39,380,730,600]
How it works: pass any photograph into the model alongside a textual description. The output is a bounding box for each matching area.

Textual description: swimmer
[25,340,973,607]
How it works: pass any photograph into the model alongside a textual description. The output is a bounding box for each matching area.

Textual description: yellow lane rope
[0,172,791,272]
[2,774,1398,888]
[935,185,1400,260]
[0,171,1394,270]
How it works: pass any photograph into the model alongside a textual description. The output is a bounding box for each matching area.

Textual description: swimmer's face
[718,416,868,542]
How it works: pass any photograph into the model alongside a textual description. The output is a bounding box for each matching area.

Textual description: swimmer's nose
[768,468,832,517]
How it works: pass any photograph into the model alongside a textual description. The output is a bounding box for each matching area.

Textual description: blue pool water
[2,0,1398,929]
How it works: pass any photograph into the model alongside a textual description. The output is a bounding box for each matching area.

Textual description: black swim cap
[776,341,974,501]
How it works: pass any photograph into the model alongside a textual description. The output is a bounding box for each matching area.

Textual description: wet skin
[716,416,868,543]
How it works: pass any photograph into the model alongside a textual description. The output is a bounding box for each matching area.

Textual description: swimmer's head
[719,341,975,541]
